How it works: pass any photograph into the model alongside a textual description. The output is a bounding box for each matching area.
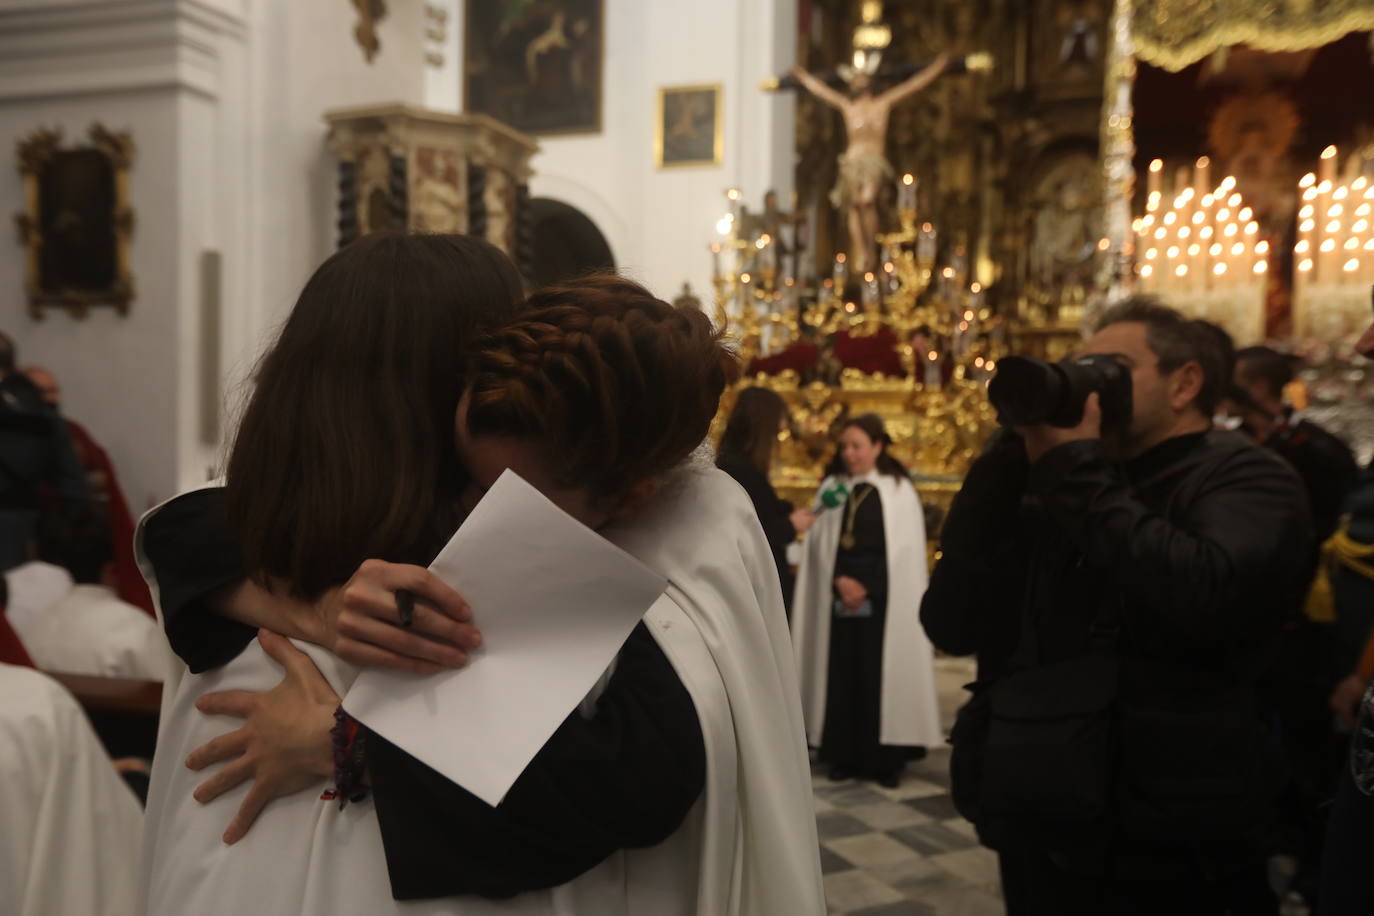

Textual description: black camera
[987,354,1133,429]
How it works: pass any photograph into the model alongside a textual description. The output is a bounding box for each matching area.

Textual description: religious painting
[464,0,603,135]
[656,85,723,169]
[14,125,135,320]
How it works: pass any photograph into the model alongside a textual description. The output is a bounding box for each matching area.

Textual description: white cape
[136,467,823,916]
[791,472,943,748]
[0,663,144,916]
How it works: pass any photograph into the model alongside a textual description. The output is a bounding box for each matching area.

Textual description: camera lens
[987,357,1067,427]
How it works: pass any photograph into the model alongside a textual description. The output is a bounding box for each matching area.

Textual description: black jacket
[920,428,1030,685]
[1262,414,1358,547]
[924,428,1313,828]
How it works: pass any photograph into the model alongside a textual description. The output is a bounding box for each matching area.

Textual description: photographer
[923,297,1312,915]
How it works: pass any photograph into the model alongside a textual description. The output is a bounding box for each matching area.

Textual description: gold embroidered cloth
[1133,0,1374,71]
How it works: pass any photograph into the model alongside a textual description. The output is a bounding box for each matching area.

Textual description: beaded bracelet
[326,707,370,809]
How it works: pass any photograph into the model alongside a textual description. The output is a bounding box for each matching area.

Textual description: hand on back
[186,558,485,842]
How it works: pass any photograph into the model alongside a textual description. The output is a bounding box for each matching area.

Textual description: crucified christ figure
[791,53,951,274]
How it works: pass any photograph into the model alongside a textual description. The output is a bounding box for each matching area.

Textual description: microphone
[815,479,851,512]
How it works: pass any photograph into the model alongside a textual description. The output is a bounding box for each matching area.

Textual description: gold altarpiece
[721,0,1108,524]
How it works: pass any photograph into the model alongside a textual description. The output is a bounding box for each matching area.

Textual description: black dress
[141,488,706,900]
[818,481,914,782]
[715,450,797,612]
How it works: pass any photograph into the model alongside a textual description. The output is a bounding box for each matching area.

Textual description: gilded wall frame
[655,84,723,170]
[14,124,135,320]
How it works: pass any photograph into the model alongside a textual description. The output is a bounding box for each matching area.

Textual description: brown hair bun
[466,275,739,501]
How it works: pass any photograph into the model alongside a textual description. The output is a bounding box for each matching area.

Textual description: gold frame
[14,124,135,320]
[655,83,724,170]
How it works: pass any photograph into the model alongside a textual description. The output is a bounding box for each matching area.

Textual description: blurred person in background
[0,334,88,571]
[25,365,153,616]
[716,387,815,614]
[792,413,941,788]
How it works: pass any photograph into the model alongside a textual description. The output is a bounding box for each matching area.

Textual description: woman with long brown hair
[791,413,941,787]
[137,243,823,915]
[716,387,815,613]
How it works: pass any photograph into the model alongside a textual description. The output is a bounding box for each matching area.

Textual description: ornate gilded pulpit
[324,104,539,272]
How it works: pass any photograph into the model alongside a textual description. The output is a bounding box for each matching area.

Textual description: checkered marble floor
[814,658,1316,916]
[815,658,1005,916]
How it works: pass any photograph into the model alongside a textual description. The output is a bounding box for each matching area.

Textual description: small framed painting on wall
[656,84,723,169]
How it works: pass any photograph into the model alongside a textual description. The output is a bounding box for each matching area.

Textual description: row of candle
[1133,161,1268,293]
[1294,145,1374,288]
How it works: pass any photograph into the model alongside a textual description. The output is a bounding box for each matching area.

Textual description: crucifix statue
[790,55,951,275]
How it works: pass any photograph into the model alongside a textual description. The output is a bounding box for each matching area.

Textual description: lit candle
[1320,145,1339,186]
[940,266,956,301]
[924,349,942,387]
[1194,156,1210,197]
[898,173,918,213]
[862,271,879,307]
[832,253,848,290]
[917,223,937,264]
[757,234,776,274]
[726,187,743,222]
[1148,158,1163,199]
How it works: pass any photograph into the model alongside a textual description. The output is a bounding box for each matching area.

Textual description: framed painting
[14,125,135,320]
[656,84,723,169]
[464,0,603,135]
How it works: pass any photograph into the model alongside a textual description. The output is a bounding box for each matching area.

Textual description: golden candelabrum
[706,182,1047,524]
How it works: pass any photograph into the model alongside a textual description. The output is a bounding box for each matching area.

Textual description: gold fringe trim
[1133,4,1374,73]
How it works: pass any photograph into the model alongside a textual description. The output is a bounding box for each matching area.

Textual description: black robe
[141,487,705,900]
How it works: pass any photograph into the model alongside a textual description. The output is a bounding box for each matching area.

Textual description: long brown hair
[465,275,737,502]
[823,413,909,480]
[226,233,525,600]
[718,386,788,475]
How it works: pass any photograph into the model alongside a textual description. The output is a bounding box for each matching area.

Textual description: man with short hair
[1234,345,1357,544]
[924,296,1312,914]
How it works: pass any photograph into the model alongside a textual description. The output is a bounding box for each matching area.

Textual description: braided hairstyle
[465,275,737,502]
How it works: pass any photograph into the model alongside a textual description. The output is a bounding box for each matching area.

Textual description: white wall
[0,0,251,511]
[0,0,795,509]
[0,0,431,509]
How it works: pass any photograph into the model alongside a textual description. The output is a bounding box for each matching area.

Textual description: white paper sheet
[341,469,668,806]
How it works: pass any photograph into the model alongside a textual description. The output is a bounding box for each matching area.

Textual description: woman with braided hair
[136,243,823,916]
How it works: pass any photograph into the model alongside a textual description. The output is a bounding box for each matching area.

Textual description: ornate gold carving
[352,0,388,63]
[14,124,135,320]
